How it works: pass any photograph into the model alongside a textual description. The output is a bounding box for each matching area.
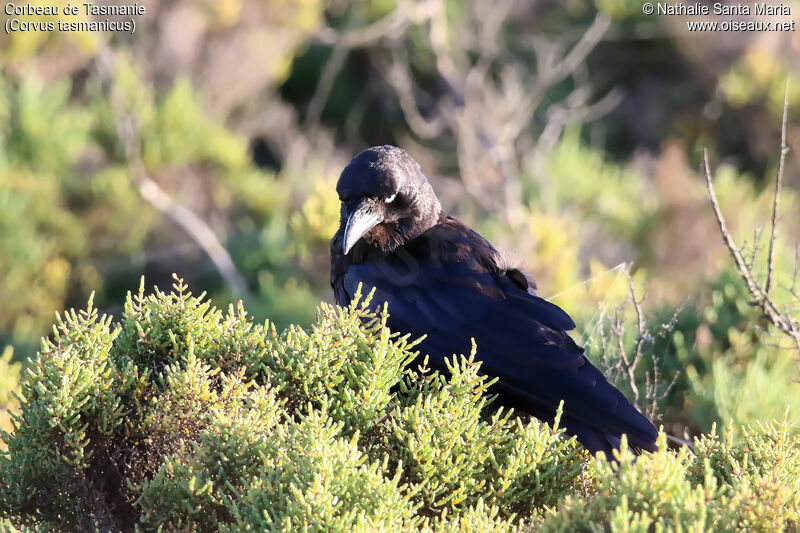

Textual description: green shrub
[538,435,719,532]
[1,277,798,532]
[0,278,585,532]
[538,422,800,532]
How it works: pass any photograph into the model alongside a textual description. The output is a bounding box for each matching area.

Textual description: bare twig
[378,46,446,139]
[533,14,611,88]
[666,434,695,452]
[305,42,351,126]
[766,80,790,297]
[702,98,800,354]
[322,1,614,224]
[535,89,623,155]
[623,272,646,409]
[590,266,681,422]
[702,150,764,297]
[613,305,639,408]
[94,48,250,299]
[135,179,249,298]
[307,1,433,129]
[313,6,413,47]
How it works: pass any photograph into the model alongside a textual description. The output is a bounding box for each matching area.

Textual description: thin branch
[94,48,250,299]
[748,227,763,272]
[702,149,800,354]
[628,277,647,351]
[521,13,611,119]
[136,179,249,298]
[344,78,375,147]
[623,273,646,409]
[588,267,682,423]
[313,6,412,47]
[666,434,695,452]
[702,150,763,295]
[379,46,446,139]
[306,41,351,126]
[766,79,790,297]
[307,2,432,128]
[553,14,611,81]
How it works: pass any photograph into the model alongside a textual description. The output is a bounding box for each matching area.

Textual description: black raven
[330,145,658,456]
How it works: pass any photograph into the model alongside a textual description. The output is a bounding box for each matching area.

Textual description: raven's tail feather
[563,416,657,458]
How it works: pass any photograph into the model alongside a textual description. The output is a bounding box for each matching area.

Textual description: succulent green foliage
[690,419,800,530]
[2,278,798,532]
[112,277,268,379]
[539,435,719,532]
[179,408,416,533]
[0,295,142,531]
[0,278,586,532]
[390,355,585,517]
[260,289,419,433]
[538,420,800,532]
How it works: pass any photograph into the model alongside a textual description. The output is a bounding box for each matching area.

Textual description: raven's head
[336,145,441,255]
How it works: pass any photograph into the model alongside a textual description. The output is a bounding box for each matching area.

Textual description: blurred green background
[1,0,799,441]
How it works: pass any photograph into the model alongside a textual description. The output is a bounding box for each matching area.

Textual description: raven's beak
[343,200,382,254]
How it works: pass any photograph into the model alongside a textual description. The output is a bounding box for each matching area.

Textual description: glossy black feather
[330,146,658,456]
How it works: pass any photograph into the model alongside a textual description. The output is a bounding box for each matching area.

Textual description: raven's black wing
[332,215,658,455]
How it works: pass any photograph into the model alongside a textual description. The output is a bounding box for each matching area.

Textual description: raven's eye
[384,193,397,204]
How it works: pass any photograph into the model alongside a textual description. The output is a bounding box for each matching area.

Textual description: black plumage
[330,145,658,456]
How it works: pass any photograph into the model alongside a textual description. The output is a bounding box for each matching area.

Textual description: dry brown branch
[766,81,791,297]
[701,80,800,355]
[307,1,434,129]
[306,41,351,126]
[621,272,646,409]
[94,48,250,299]
[535,88,623,156]
[379,45,447,139]
[593,267,681,422]
[314,5,414,47]
[317,1,615,223]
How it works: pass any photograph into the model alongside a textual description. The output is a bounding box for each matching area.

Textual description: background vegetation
[1,0,800,530]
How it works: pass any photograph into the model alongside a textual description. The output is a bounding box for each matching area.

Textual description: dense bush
[539,423,800,532]
[0,278,583,531]
[1,279,798,532]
